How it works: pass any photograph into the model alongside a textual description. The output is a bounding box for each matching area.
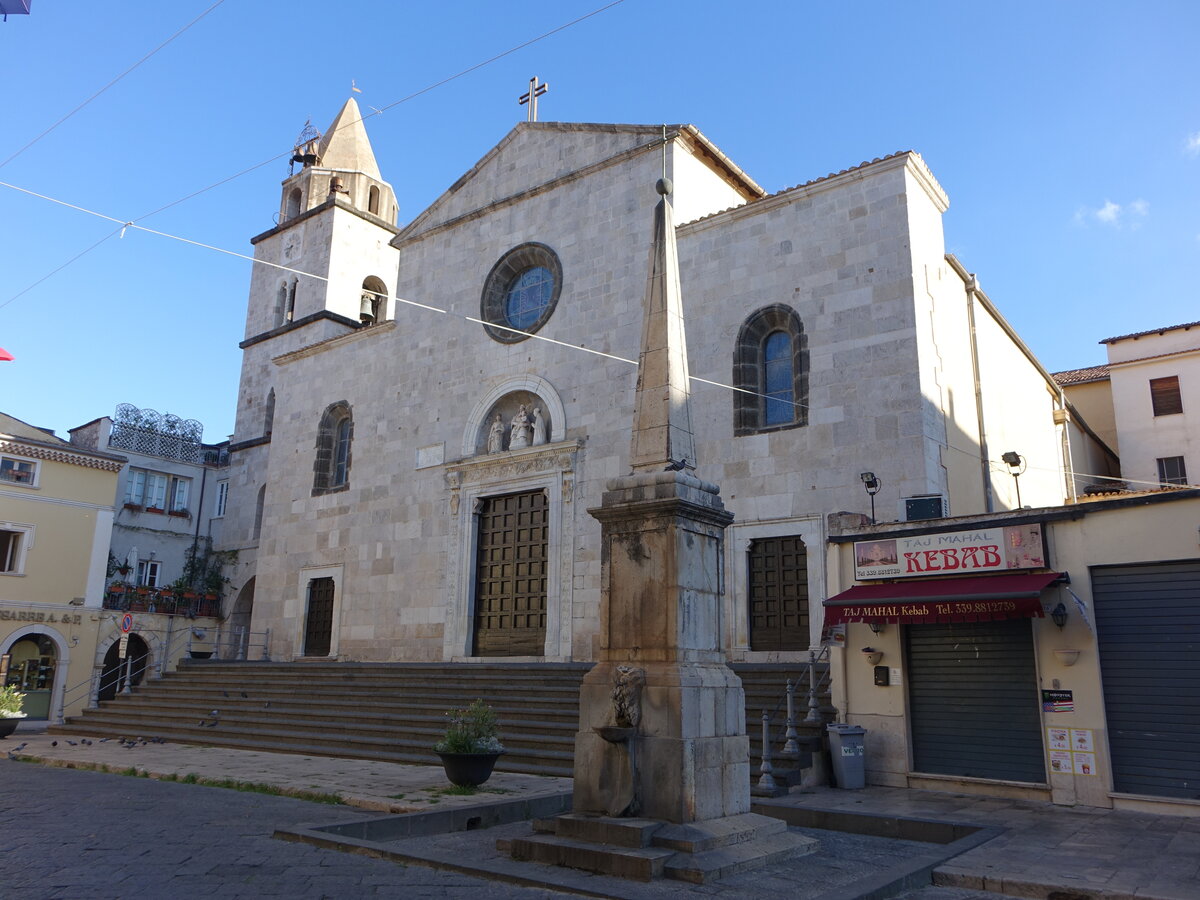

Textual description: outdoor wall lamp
[1002,451,1026,508]
[860,472,882,524]
[1050,601,1068,629]
[868,621,886,635]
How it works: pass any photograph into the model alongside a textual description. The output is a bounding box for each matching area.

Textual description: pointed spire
[629,179,697,474]
[317,97,382,180]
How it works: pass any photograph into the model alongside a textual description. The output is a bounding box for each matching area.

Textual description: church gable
[397,123,759,245]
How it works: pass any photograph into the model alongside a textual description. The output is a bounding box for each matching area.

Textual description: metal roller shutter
[906,619,1045,783]
[1092,561,1200,800]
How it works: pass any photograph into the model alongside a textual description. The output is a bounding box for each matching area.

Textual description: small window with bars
[1150,376,1183,416]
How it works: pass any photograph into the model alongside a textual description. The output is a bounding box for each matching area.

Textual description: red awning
[823,572,1063,626]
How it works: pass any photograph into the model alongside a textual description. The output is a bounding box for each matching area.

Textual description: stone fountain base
[503,811,816,883]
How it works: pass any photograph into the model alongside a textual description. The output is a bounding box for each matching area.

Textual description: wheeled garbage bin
[826,723,866,789]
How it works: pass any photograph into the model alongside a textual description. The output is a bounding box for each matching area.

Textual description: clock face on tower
[283,233,299,261]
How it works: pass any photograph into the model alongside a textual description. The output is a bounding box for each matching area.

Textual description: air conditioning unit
[901,494,947,522]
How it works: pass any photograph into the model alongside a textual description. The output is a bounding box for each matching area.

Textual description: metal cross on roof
[518,76,549,122]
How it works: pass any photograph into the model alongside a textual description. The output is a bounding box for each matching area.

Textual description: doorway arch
[98,634,150,702]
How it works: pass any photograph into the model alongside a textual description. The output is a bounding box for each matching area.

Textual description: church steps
[59,661,831,779]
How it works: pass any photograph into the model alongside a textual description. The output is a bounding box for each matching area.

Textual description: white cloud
[1095,200,1121,224]
[1075,198,1149,229]
[1186,132,1200,157]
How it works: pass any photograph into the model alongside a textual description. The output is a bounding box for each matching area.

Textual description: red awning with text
[822,572,1063,626]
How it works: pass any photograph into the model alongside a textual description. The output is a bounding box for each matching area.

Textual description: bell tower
[222,97,401,568]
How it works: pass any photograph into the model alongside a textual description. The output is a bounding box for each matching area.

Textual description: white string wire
[0,1,229,170]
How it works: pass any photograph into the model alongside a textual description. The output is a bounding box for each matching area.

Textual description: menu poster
[1070,729,1095,753]
[1047,727,1070,752]
[1073,752,1097,776]
[1049,751,1073,774]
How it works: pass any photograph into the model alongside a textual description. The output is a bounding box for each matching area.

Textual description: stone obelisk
[572,177,748,823]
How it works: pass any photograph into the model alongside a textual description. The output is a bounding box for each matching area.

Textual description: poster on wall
[1042,690,1074,712]
[1046,727,1070,752]
[1049,751,1073,774]
[854,524,1046,581]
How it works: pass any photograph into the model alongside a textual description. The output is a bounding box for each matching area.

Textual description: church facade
[220,99,1107,664]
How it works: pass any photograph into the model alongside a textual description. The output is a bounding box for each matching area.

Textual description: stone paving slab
[6,731,571,815]
[7,729,1200,900]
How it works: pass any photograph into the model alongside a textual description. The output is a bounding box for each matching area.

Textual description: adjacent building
[0,412,123,721]
[67,405,231,698]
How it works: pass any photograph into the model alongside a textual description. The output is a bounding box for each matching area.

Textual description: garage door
[1092,561,1200,800]
[906,619,1045,783]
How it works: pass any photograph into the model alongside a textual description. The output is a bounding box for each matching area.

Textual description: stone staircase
[54,660,831,779]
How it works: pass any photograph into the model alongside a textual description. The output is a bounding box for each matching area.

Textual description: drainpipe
[963,274,995,512]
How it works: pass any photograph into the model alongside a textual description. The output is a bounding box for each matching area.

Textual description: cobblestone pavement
[0,760,570,899]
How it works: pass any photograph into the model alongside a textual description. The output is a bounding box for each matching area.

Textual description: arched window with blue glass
[734,305,808,435]
[313,401,353,495]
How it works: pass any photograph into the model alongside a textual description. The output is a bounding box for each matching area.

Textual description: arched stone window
[275,281,289,327]
[253,485,265,540]
[733,305,808,435]
[368,185,380,216]
[264,389,275,437]
[286,188,302,220]
[313,402,353,495]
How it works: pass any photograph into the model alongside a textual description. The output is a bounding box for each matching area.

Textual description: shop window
[0,455,38,487]
[1150,376,1183,416]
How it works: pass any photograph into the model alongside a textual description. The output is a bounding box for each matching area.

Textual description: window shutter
[1150,376,1183,416]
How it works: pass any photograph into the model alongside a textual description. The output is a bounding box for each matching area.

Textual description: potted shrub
[434,698,505,786]
[0,684,27,739]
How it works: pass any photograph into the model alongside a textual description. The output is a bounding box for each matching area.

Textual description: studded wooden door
[748,536,810,651]
[472,490,548,656]
[303,576,334,657]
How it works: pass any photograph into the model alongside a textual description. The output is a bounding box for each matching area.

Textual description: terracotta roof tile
[1101,320,1200,344]
[1052,365,1110,386]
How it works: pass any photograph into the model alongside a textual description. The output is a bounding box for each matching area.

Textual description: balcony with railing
[103,585,221,619]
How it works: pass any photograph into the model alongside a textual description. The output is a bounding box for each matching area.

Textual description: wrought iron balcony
[103,585,221,619]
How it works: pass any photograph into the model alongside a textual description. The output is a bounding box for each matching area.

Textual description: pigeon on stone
[12,743,26,752]
[66,740,77,746]
[240,691,248,699]
[50,741,57,747]
[99,738,110,743]
[198,720,206,727]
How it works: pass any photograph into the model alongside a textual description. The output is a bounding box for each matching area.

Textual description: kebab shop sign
[854,524,1044,581]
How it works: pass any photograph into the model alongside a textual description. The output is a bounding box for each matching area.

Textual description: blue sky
[1,0,1197,441]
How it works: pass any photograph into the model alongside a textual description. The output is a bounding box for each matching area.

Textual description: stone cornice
[444,440,580,486]
[0,437,125,472]
[272,319,396,366]
[678,152,948,237]
[250,196,400,246]
[240,310,362,349]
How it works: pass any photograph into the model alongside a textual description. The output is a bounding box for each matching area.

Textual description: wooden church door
[472,490,548,656]
[748,536,810,651]
[303,577,335,657]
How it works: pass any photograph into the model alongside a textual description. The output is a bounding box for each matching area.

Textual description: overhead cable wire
[134,0,627,223]
[0,1,228,171]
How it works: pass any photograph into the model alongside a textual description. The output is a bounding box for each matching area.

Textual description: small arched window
[733,305,808,434]
[368,185,380,216]
[275,282,289,327]
[360,276,387,325]
[253,484,265,540]
[264,389,275,438]
[286,188,302,220]
[313,402,353,495]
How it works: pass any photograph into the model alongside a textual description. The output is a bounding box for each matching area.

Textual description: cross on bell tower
[518,75,549,122]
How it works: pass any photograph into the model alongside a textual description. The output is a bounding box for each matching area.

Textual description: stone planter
[0,717,23,739]
[436,750,503,787]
